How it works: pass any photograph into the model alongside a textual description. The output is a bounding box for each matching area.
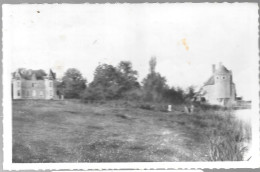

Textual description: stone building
[12,69,58,100]
[195,63,236,106]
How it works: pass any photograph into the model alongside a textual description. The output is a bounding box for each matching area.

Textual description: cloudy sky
[3,3,258,100]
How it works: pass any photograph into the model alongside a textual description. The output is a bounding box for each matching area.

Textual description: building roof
[215,65,230,74]
[49,69,56,80]
[204,75,215,86]
[12,69,55,80]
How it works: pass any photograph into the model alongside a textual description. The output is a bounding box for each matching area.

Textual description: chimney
[212,64,216,73]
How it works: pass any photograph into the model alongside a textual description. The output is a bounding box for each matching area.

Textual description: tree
[81,85,105,102]
[117,61,140,96]
[89,64,120,100]
[161,87,185,104]
[61,68,87,98]
[142,57,168,102]
[82,61,140,101]
[149,56,157,74]
[185,86,196,101]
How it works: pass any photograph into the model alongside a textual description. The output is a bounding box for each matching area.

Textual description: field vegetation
[13,99,249,162]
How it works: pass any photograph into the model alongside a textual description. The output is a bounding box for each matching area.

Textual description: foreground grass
[12,99,249,162]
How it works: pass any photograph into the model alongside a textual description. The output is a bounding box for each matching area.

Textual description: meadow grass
[12,99,250,162]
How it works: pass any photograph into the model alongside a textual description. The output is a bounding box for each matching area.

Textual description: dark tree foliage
[80,57,189,104]
[61,68,87,99]
[185,86,196,101]
[90,64,120,99]
[149,56,157,74]
[81,85,105,102]
[82,61,140,101]
[56,81,65,97]
[117,61,140,96]
[142,57,168,102]
[162,87,185,104]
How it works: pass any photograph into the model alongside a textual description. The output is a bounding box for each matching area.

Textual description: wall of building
[12,78,56,100]
[214,73,231,99]
[44,79,55,100]
[203,85,215,103]
[12,79,22,99]
[21,80,46,99]
[203,73,236,106]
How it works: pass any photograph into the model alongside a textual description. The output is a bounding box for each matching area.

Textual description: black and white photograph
[2,3,259,170]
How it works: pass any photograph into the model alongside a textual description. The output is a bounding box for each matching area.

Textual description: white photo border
[2,2,260,170]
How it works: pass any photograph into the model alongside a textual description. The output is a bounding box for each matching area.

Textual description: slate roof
[204,75,215,86]
[12,69,55,80]
[215,65,229,74]
[49,69,56,80]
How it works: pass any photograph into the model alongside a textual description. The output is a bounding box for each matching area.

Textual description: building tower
[12,71,22,99]
[214,63,232,105]
[44,69,56,100]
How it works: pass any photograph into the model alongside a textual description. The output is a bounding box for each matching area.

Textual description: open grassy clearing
[12,99,246,162]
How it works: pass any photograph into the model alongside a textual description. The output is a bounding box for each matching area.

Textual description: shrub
[123,89,144,101]
[139,103,155,111]
[162,87,185,104]
[197,103,223,111]
[80,86,105,103]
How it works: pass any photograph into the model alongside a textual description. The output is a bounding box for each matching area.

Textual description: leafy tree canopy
[61,68,87,98]
[84,61,140,100]
[142,57,168,102]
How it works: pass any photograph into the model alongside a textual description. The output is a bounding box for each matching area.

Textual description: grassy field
[12,99,248,162]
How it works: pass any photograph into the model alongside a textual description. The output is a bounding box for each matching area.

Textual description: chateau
[195,63,236,106]
[12,69,58,100]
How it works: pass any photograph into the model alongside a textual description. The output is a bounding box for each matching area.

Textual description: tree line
[57,57,195,104]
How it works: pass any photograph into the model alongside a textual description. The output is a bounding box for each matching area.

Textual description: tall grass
[205,110,251,161]
[208,131,247,161]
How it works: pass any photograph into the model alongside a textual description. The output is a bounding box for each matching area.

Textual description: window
[216,76,219,79]
[32,83,34,87]
[222,76,226,79]
[49,82,52,87]
[40,91,43,97]
[17,90,20,96]
[17,82,20,87]
[32,90,36,97]
[50,91,53,96]
[26,91,29,96]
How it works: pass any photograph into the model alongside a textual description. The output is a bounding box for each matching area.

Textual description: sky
[3,3,258,100]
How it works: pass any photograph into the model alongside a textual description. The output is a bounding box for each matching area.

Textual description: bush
[195,103,223,111]
[123,89,144,101]
[80,87,105,103]
[139,103,155,111]
[162,87,185,104]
